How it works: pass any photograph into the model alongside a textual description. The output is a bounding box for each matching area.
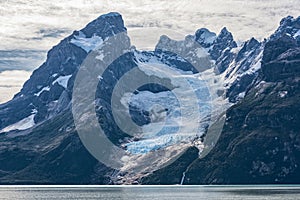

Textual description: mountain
[0,13,299,184]
[142,16,300,184]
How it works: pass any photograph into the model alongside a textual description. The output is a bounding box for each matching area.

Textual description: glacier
[123,51,215,154]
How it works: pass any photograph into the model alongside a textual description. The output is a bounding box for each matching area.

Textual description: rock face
[0,12,128,184]
[0,13,300,184]
[183,41,300,184]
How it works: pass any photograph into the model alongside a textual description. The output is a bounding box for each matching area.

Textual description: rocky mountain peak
[247,37,260,49]
[279,15,299,27]
[263,34,298,64]
[0,12,128,129]
[81,12,126,38]
[195,28,216,48]
[209,27,237,61]
[235,37,260,62]
[271,16,300,41]
[217,27,237,48]
[262,34,300,82]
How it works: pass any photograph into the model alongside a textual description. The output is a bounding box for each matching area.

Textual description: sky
[0,0,299,103]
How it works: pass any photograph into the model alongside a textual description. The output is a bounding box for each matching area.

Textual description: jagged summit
[263,34,298,64]
[208,27,237,73]
[81,12,126,38]
[215,27,237,49]
[195,28,216,48]
[235,37,260,61]
[271,15,300,41]
[100,12,122,18]
[279,15,300,27]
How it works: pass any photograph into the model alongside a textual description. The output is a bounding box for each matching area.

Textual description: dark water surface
[0,185,300,199]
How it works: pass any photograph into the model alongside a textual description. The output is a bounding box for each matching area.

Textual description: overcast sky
[0,0,299,103]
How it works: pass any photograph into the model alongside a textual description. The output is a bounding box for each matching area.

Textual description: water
[0,186,300,199]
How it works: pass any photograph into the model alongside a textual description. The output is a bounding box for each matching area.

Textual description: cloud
[33,28,71,39]
[0,70,31,103]
[0,50,46,72]
[0,0,299,51]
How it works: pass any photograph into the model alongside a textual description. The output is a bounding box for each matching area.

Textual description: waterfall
[180,172,186,185]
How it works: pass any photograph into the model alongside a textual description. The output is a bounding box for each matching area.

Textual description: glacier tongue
[122,52,217,155]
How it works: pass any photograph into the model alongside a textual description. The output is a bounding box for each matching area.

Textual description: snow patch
[70,31,103,53]
[238,92,246,99]
[224,46,263,85]
[230,46,242,54]
[52,75,72,89]
[0,111,36,133]
[34,86,50,96]
[96,52,105,61]
[294,30,300,38]
[278,91,288,98]
[245,50,263,75]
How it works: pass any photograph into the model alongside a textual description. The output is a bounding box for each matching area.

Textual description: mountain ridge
[0,13,299,185]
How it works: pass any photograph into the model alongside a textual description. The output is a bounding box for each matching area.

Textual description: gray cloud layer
[1,0,300,51]
[0,50,46,72]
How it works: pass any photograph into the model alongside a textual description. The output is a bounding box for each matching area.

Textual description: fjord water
[1,186,300,200]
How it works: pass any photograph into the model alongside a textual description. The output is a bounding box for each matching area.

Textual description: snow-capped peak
[271,16,300,40]
[81,11,126,38]
[195,28,217,47]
